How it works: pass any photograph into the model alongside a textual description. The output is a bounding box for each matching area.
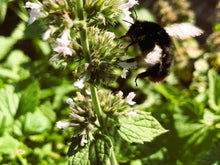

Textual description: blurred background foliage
[0,0,220,164]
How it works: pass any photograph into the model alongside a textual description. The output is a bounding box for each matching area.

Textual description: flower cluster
[98,90,136,117]
[24,0,139,87]
[57,91,95,146]
[56,89,136,146]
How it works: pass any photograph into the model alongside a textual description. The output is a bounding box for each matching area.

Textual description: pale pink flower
[53,32,72,56]
[25,2,45,25]
[42,29,51,40]
[74,76,86,89]
[119,0,139,24]
[126,92,136,105]
[56,121,70,130]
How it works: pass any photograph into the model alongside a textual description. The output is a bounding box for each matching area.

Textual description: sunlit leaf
[68,143,90,165]
[208,70,220,112]
[89,134,112,165]
[0,85,19,127]
[0,0,7,23]
[23,111,51,134]
[117,111,167,143]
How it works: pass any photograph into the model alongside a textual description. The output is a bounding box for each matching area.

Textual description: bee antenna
[122,20,133,24]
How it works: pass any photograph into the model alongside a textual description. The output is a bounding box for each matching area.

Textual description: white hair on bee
[142,45,162,66]
[165,23,204,40]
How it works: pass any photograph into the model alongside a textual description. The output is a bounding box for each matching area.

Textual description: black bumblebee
[119,20,203,85]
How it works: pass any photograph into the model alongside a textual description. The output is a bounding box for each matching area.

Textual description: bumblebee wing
[165,23,204,40]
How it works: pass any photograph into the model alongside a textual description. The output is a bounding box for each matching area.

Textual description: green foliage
[118,111,167,143]
[89,134,112,165]
[1,0,220,165]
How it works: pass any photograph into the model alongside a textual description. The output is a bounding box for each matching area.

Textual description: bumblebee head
[126,21,144,39]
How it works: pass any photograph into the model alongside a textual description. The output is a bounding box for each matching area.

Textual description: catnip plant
[25,0,166,164]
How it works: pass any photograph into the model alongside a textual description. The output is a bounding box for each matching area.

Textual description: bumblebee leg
[118,35,127,39]
[125,40,137,52]
[135,71,149,86]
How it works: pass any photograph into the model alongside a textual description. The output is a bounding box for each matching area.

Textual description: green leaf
[213,23,220,31]
[0,37,17,60]
[135,8,156,22]
[67,137,82,157]
[23,111,51,134]
[0,67,20,80]
[0,134,20,157]
[0,0,8,23]
[180,126,217,163]
[154,84,180,103]
[208,70,220,112]
[89,134,112,165]
[199,140,220,164]
[117,111,167,144]
[5,49,30,69]
[68,143,90,165]
[0,85,19,127]
[39,101,56,122]
[0,22,26,60]
[23,20,46,39]
[17,81,40,117]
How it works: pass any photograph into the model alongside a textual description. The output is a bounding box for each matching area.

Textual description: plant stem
[76,1,117,165]
[76,0,103,126]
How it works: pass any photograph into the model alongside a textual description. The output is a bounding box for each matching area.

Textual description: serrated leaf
[67,137,82,157]
[208,70,220,111]
[16,81,40,117]
[117,111,167,143]
[68,144,90,165]
[89,134,112,165]
[23,111,51,134]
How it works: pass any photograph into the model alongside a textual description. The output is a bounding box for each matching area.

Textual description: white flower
[25,2,45,25]
[42,29,51,40]
[105,32,115,39]
[85,89,91,95]
[74,76,86,89]
[121,68,128,79]
[53,32,72,56]
[116,91,124,98]
[66,98,75,108]
[25,2,41,9]
[56,121,69,130]
[126,110,137,117]
[120,0,139,9]
[80,135,88,146]
[126,92,136,105]
[119,0,139,24]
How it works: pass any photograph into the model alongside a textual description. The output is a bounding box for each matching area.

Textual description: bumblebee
[119,20,203,85]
